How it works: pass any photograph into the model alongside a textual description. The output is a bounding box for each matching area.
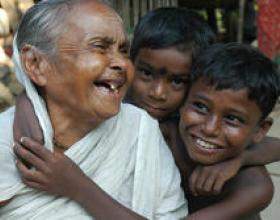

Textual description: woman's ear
[253,117,273,143]
[20,44,49,86]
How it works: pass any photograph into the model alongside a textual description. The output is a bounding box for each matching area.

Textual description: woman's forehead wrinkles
[58,42,85,54]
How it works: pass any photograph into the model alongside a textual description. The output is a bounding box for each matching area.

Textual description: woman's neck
[47,101,100,149]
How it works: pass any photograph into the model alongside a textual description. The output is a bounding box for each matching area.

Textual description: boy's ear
[253,117,273,143]
[20,44,49,86]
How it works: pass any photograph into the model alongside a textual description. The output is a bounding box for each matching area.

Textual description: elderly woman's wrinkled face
[44,2,134,125]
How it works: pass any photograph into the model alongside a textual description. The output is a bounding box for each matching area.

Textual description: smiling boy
[178,42,280,219]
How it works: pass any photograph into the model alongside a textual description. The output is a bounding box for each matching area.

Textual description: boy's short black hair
[130,7,216,61]
[190,42,280,119]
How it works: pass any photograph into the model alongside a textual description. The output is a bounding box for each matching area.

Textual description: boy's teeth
[196,138,217,149]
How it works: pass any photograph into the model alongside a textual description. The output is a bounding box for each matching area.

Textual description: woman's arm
[186,166,273,220]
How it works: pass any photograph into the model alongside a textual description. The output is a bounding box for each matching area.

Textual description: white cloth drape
[0,34,187,219]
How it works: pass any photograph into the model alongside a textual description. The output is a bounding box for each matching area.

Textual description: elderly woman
[0,0,187,219]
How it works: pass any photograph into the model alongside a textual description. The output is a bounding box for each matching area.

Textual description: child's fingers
[212,177,225,195]
[16,159,43,183]
[14,142,47,172]
[17,161,45,190]
[22,180,45,191]
[20,137,51,161]
[194,167,212,194]
[189,167,201,196]
[202,173,216,194]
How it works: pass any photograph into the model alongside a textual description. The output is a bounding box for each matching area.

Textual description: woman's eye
[171,78,186,89]
[137,68,153,80]
[89,42,108,51]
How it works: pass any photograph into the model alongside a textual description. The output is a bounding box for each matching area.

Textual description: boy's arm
[240,136,280,166]
[13,91,44,144]
[14,137,146,220]
[186,166,273,220]
[189,158,242,196]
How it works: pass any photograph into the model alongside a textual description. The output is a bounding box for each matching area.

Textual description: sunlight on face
[44,1,134,127]
[179,79,264,165]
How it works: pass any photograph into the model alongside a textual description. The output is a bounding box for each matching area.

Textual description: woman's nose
[109,52,128,73]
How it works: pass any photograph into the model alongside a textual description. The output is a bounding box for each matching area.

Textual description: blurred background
[0,1,279,219]
[1,0,279,111]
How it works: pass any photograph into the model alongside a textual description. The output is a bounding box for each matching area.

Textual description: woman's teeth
[110,84,118,93]
[196,138,218,149]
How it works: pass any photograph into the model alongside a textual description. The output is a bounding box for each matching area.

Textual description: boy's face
[179,79,271,165]
[129,47,192,120]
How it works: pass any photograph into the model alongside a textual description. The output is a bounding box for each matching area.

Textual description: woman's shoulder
[0,107,15,152]
[0,106,14,138]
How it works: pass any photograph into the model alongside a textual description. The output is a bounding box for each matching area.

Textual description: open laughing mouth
[95,78,125,94]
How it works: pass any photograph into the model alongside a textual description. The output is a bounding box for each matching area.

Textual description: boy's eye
[171,78,186,90]
[192,101,208,114]
[225,115,244,126]
[137,68,153,80]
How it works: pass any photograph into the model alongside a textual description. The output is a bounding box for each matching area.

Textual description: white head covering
[12,33,54,150]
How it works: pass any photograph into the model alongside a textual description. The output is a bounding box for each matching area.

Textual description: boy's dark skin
[176,43,280,219]
[173,79,274,219]
[126,7,280,198]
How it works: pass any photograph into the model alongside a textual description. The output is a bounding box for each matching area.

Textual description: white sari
[0,35,187,219]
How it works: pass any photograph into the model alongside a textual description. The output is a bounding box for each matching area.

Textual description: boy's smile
[179,79,267,165]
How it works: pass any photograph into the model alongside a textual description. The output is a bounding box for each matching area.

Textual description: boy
[13,8,280,219]
[127,7,215,150]
[178,42,280,219]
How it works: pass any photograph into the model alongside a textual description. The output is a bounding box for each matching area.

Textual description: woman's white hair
[12,0,81,148]
[16,0,77,56]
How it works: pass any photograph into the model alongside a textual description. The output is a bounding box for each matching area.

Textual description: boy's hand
[13,137,87,199]
[189,156,242,196]
[13,91,44,144]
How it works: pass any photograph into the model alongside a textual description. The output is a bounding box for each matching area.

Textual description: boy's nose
[202,115,221,137]
[149,81,167,101]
